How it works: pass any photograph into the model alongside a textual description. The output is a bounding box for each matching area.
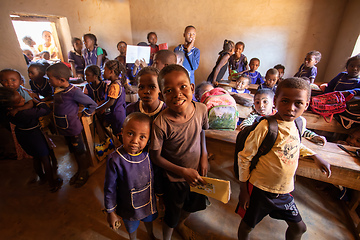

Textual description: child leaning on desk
[237,78,331,240]
[240,88,327,145]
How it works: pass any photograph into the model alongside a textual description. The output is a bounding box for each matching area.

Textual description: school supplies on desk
[190,176,231,204]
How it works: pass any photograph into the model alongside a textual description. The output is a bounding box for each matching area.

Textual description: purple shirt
[68,50,85,75]
[245,71,264,84]
[294,64,317,80]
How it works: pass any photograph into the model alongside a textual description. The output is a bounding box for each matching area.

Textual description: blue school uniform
[231,88,250,94]
[53,84,97,136]
[104,146,157,221]
[8,102,51,157]
[105,80,126,135]
[294,64,317,80]
[84,81,107,104]
[245,71,264,85]
[257,83,277,93]
[324,72,360,95]
[82,46,103,67]
[29,78,53,98]
[174,45,200,84]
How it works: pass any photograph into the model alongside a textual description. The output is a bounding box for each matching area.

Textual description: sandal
[69,172,79,185]
[74,172,89,188]
[50,178,63,193]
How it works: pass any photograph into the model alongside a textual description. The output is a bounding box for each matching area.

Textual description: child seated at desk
[257,68,278,93]
[240,89,327,145]
[294,50,321,84]
[244,58,264,85]
[231,74,251,94]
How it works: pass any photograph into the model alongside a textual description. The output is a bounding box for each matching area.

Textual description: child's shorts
[163,179,207,228]
[242,186,302,228]
[123,212,158,234]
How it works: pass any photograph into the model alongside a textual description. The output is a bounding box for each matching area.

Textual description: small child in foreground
[257,68,278,93]
[244,58,264,85]
[47,63,97,188]
[150,64,209,240]
[237,78,331,240]
[104,112,157,240]
[294,50,321,84]
[240,89,327,145]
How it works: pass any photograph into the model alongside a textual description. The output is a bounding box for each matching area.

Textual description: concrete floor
[0,135,357,240]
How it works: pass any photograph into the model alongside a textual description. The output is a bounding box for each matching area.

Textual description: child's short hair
[83,33,98,46]
[46,62,72,81]
[71,37,81,45]
[274,64,285,71]
[250,58,260,64]
[22,36,33,46]
[195,82,213,98]
[154,50,177,65]
[123,112,152,129]
[174,50,185,62]
[147,32,157,40]
[0,68,24,83]
[85,65,102,81]
[184,25,196,32]
[255,88,275,99]
[136,67,159,84]
[29,62,47,76]
[117,41,127,48]
[307,50,322,62]
[42,30,51,36]
[275,77,311,101]
[266,68,279,77]
[158,64,190,91]
[223,40,235,52]
[346,54,360,68]
[40,51,50,59]
[237,74,251,83]
[235,41,245,49]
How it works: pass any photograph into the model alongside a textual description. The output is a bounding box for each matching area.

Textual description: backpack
[338,96,360,129]
[310,91,354,123]
[233,116,303,180]
[200,87,238,130]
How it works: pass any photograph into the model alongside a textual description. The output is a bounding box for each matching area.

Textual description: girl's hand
[107,212,121,229]
[181,168,206,187]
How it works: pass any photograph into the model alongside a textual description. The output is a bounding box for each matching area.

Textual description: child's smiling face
[234,43,244,58]
[161,71,194,114]
[236,77,250,90]
[148,33,157,46]
[1,71,22,91]
[138,73,160,106]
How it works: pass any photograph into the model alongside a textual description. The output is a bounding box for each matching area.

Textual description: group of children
[2,24,360,240]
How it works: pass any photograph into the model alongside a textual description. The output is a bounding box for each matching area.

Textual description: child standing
[28,62,53,101]
[37,30,58,60]
[244,58,264,85]
[1,89,62,192]
[324,55,360,95]
[126,67,166,120]
[257,68,279,93]
[83,65,108,105]
[96,60,126,138]
[231,74,251,94]
[237,78,331,240]
[47,63,97,188]
[150,64,209,240]
[104,112,157,240]
[294,50,322,84]
[82,33,103,68]
[68,37,85,78]
[115,41,127,65]
[229,41,248,77]
[174,26,200,84]
[148,32,159,64]
[0,68,34,115]
[207,40,235,86]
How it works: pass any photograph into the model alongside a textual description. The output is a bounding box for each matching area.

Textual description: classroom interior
[1,0,360,239]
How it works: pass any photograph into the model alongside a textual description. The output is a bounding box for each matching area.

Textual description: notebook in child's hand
[190,176,231,204]
[158,43,168,50]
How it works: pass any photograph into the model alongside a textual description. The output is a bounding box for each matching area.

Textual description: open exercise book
[190,176,231,204]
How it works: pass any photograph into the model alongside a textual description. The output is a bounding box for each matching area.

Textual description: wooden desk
[302,111,350,134]
[205,129,360,191]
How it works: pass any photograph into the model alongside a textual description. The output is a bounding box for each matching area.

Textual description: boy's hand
[238,182,250,210]
[313,154,331,178]
[182,168,207,187]
[310,136,327,146]
[107,211,121,229]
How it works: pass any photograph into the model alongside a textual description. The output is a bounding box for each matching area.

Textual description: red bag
[310,92,354,123]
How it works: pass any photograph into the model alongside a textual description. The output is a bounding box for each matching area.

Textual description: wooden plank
[302,111,350,134]
[205,129,360,190]
[81,116,98,167]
